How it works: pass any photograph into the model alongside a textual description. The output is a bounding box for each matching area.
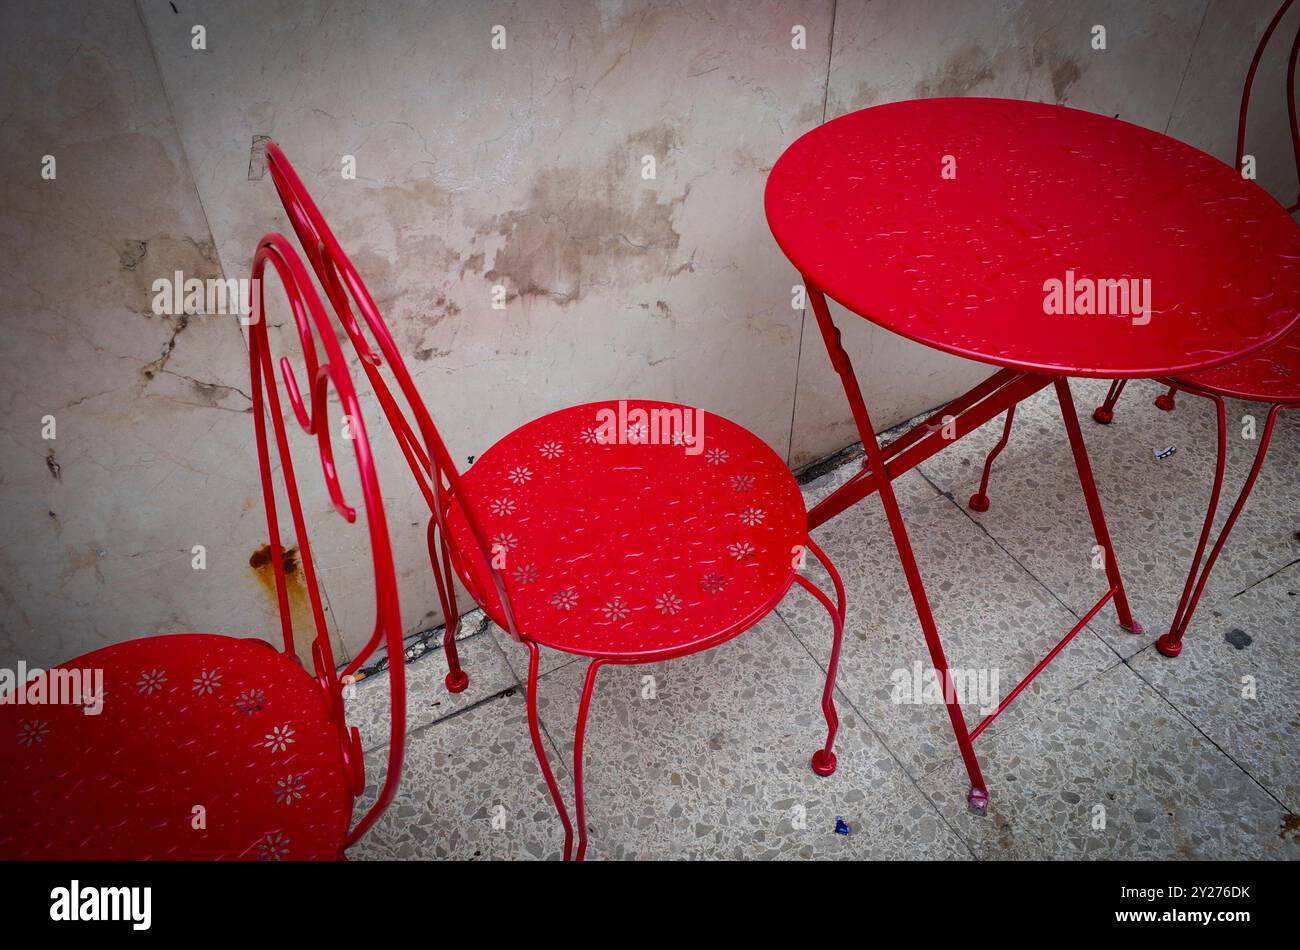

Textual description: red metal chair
[1079,0,1299,428]
[970,0,1300,656]
[0,234,407,860]
[262,143,847,860]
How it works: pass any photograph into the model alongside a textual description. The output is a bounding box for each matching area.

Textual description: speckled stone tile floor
[349,378,1298,859]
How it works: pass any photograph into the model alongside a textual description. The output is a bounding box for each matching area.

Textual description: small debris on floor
[1224,628,1252,650]
[834,817,850,836]
[1154,445,1177,459]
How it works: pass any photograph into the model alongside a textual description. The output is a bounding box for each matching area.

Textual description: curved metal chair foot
[970,406,1015,513]
[572,659,605,862]
[428,518,470,693]
[811,749,838,776]
[1155,633,1183,658]
[794,537,846,780]
[1092,378,1127,424]
[1121,618,1144,635]
[1154,390,1177,411]
[967,787,989,813]
[1159,401,1283,656]
[523,641,574,861]
[442,625,469,692]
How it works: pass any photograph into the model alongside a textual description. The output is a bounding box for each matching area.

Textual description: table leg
[1156,402,1287,657]
[805,282,989,810]
[1052,378,1141,633]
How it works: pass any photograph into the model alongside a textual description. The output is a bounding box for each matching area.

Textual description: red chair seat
[0,634,353,860]
[447,400,807,660]
[1180,330,1300,404]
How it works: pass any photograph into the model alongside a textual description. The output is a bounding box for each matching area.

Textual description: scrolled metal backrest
[247,232,406,847]
[261,142,522,643]
[1237,0,1300,211]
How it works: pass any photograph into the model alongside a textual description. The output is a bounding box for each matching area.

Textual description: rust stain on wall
[249,542,317,660]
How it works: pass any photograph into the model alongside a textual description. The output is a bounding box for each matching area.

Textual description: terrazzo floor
[349,378,1299,860]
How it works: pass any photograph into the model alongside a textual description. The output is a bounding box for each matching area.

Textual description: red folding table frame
[767,94,1300,811]
[802,286,1138,810]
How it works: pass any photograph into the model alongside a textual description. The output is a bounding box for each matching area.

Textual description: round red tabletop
[766,97,1300,379]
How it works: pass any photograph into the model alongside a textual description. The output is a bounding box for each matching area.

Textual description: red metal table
[765,97,1300,809]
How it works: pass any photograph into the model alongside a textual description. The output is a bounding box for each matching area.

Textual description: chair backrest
[261,143,523,643]
[246,232,406,847]
[1237,0,1300,211]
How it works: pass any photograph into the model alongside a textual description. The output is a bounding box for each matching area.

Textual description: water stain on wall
[474,125,687,306]
[118,234,221,317]
[1049,58,1082,102]
[909,17,1088,105]
[376,178,453,221]
[913,44,997,98]
[61,545,107,585]
[118,239,148,271]
[1019,3,1088,104]
[116,234,224,387]
[180,377,250,411]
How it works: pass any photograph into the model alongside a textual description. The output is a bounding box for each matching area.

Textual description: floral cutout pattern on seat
[0,634,353,860]
[445,400,808,660]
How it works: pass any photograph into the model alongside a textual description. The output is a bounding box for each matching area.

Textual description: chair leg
[572,659,606,861]
[442,625,468,693]
[968,406,1016,512]
[524,640,574,860]
[1092,378,1127,424]
[794,537,846,777]
[1154,384,1177,412]
[1155,394,1227,657]
[1053,378,1141,633]
[427,519,468,692]
[1157,404,1285,657]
